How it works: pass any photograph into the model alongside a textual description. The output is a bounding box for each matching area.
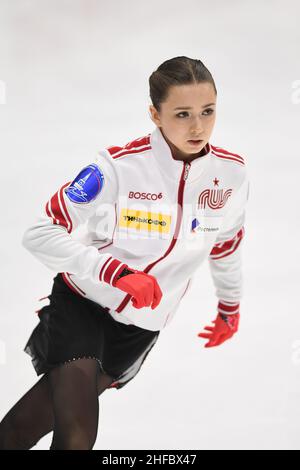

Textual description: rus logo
[198,178,232,210]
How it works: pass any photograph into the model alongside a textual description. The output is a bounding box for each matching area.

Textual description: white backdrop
[0,0,299,450]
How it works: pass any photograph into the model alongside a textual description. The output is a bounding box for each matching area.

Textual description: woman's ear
[148,105,161,127]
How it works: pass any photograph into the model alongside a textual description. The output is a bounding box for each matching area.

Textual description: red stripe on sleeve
[103,258,124,285]
[99,256,113,282]
[49,191,69,230]
[218,301,240,313]
[60,182,73,233]
[45,182,73,232]
[209,227,244,259]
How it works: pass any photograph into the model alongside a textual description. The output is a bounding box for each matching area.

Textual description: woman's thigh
[0,362,114,449]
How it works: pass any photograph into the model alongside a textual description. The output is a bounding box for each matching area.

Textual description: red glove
[114,269,163,310]
[198,307,240,348]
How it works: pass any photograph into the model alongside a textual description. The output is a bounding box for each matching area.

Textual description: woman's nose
[190,117,204,134]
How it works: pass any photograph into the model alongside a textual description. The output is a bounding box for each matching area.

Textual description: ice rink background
[0,0,299,450]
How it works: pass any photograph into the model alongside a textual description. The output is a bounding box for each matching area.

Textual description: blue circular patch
[65,164,105,203]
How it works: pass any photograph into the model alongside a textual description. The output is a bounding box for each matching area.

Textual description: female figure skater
[0,56,249,450]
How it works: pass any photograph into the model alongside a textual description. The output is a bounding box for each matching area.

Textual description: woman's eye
[176,112,188,118]
[203,108,214,115]
[176,109,214,118]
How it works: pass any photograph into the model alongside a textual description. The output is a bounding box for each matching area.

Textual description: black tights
[0,358,115,450]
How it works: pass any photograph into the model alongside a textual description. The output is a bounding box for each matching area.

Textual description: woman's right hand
[114,271,163,310]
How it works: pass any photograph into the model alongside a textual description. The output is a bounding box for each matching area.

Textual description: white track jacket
[22,126,250,331]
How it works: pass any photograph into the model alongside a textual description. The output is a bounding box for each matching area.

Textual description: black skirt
[24,273,160,390]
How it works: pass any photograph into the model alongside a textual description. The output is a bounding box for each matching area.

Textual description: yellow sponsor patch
[119,208,171,233]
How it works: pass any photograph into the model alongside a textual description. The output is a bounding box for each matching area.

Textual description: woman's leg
[48,358,112,450]
[0,373,54,450]
[0,361,114,450]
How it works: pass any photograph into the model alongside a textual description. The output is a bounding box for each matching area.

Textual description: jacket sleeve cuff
[99,257,129,287]
[218,300,240,315]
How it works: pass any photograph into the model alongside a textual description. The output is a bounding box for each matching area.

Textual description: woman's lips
[188,139,203,146]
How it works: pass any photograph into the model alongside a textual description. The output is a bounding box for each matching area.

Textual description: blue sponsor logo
[191,217,200,233]
[65,164,105,203]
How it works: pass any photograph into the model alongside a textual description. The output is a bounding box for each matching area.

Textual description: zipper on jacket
[115,161,191,314]
[183,161,191,181]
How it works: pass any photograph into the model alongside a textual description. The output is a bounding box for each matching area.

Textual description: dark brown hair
[149,56,217,112]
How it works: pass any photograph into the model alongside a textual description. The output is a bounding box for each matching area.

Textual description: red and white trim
[211,146,245,166]
[99,257,128,286]
[107,134,152,160]
[61,272,86,297]
[209,226,245,259]
[45,182,73,233]
[218,300,240,315]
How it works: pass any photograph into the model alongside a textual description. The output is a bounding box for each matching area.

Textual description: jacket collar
[150,125,212,181]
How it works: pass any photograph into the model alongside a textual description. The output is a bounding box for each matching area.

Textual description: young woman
[0,56,249,450]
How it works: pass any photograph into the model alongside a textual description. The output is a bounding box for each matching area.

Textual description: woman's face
[149,82,216,162]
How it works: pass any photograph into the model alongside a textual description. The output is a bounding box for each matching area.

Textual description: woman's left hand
[197,312,240,348]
